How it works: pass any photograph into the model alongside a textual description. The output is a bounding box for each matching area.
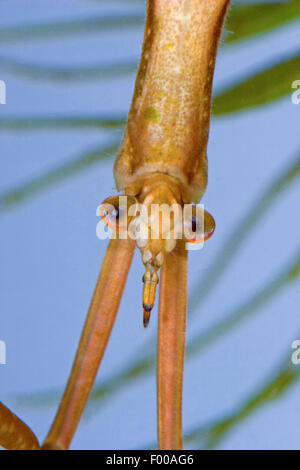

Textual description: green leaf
[89,249,300,409]
[187,251,300,357]
[14,152,300,407]
[189,151,300,313]
[2,51,298,115]
[1,2,299,46]
[17,248,300,409]
[184,353,300,449]
[0,115,126,132]
[0,13,145,45]
[213,51,300,115]
[0,55,137,81]
[0,140,119,211]
[225,0,300,45]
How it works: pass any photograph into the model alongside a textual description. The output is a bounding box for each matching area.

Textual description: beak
[143,305,152,328]
[142,268,159,328]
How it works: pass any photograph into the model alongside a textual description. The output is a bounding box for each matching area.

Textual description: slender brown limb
[0,401,40,450]
[156,241,187,450]
[43,237,135,450]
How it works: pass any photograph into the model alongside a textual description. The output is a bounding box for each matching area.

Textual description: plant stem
[43,238,135,450]
[156,241,187,450]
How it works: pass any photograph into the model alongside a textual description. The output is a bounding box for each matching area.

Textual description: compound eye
[99,195,137,231]
[184,206,215,243]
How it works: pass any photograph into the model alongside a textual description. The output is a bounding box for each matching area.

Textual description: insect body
[101,0,229,325]
[41,0,230,452]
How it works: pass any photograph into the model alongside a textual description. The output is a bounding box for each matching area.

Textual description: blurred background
[1,0,300,450]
